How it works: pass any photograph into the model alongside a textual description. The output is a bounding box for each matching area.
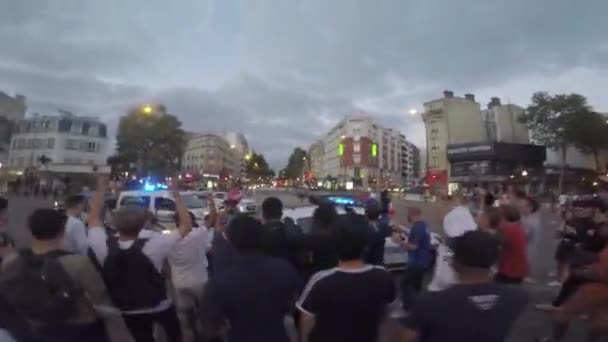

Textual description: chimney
[464,93,475,102]
[488,97,501,109]
[443,90,454,98]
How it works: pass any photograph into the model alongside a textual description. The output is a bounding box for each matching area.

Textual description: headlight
[162,229,172,235]
[54,201,58,207]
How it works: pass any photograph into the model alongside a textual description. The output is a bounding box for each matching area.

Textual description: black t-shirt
[297,265,395,342]
[203,253,299,342]
[403,283,529,342]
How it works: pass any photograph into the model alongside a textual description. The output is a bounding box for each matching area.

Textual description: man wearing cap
[402,230,529,342]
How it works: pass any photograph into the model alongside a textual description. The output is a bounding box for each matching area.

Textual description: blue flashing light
[327,196,355,206]
[144,182,156,191]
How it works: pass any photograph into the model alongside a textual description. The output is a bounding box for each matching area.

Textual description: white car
[237,197,257,214]
[116,190,208,226]
[282,203,442,272]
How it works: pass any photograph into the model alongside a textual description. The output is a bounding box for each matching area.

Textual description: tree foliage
[116,105,186,176]
[572,111,608,171]
[281,147,308,180]
[245,151,274,181]
[519,92,599,192]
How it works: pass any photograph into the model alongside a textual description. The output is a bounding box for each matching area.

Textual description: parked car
[116,190,208,226]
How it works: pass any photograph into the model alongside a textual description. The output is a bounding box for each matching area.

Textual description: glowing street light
[521,170,528,177]
[340,135,346,140]
[408,109,418,115]
[142,105,153,114]
[593,181,599,186]
[245,154,252,161]
[230,144,236,149]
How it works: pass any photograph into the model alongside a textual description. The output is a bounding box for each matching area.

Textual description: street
[4,191,588,341]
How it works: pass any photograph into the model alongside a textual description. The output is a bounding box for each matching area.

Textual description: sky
[1,0,607,169]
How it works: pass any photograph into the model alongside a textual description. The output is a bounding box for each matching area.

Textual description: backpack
[101,238,166,311]
[0,249,79,325]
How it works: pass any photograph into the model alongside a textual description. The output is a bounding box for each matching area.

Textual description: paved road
[4,192,589,341]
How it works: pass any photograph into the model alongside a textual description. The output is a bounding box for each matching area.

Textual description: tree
[245,151,274,181]
[519,92,593,193]
[0,117,15,153]
[572,112,608,173]
[282,147,308,180]
[116,105,186,177]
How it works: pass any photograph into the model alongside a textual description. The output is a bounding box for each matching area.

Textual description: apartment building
[8,111,109,173]
[182,133,239,179]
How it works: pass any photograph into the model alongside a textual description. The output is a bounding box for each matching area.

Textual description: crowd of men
[0,175,607,341]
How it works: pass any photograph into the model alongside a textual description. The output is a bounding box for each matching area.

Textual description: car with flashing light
[210,191,257,214]
[282,195,442,272]
[116,190,209,226]
[53,192,118,216]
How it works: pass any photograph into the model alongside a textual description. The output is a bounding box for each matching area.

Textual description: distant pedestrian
[203,214,299,342]
[363,198,391,266]
[402,230,529,342]
[521,196,543,280]
[62,195,88,255]
[297,214,395,342]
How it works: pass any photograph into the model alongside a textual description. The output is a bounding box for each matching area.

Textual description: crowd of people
[0,175,607,341]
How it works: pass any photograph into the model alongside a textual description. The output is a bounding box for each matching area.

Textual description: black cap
[453,230,500,269]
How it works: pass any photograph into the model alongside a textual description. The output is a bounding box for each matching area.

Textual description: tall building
[316,113,407,189]
[8,111,109,173]
[182,134,239,179]
[482,97,529,144]
[422,91,485,191]
[401,140,421,187]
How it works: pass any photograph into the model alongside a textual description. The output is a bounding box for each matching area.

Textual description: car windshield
[214,193,226,199]
[181,194,206,209]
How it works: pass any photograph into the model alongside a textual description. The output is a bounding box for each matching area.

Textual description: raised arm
[171,182,192,238]
[207,192,218,228]
[88,174,109,229]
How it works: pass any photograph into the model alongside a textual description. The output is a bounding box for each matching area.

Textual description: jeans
[401,266,426,311]
[123,306,181,342]
[176,285,205,342]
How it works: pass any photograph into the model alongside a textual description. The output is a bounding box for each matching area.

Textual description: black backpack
[0,249,79,325]
[101,238,166,311]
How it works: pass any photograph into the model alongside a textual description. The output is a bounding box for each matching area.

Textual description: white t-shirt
[63,215,88,255]
[139,228,211,289]
[558,194,568,206]
[442,206,477,238]
[87,226,182,314]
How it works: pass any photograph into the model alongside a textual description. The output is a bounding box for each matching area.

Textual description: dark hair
[112,207,147,236]
[227,214,263,253]
[262,197,283,220]
[453,230,500,268]
[64,194,86,210]
[483,207,503,229]
[0,197,7,212]
[175,212,199,228]
[365,200,381,221]
[312,202,338,231]
[483,193,496,207]
[500,205,521,223]
[335,214,369,261]
[524,197,540,213]
[28,209,67,240]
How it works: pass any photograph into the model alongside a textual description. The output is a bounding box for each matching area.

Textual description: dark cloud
[0,0,607,169]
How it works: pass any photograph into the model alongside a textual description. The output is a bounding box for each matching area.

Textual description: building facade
[222,132,250,180]
[0,93,27,172]
[401,140,421,188]
[313,113,410,189]
[8,112,109,173]
[182,134,239,179]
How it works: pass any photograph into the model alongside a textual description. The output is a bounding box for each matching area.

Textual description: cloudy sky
[1,0,607,169]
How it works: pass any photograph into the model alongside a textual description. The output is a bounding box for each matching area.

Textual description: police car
[282,195,442,272]
[116,190,208,226]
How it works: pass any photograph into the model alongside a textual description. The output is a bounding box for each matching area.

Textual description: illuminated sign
[371,143,378,157]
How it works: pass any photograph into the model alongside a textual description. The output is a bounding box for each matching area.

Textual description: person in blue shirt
[400,206,432,311]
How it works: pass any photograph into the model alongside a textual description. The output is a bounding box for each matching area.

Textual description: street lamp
[230,144,236,149]
[340,135,346,140]
[245,154,252,161]
[409,109,418,115]
[142,105,153,114]
[521,170,528,177]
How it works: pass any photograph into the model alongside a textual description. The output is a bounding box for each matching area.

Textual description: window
[353,154,361,164]
[353,143,360,153]
[154,197,176,211]
[32,139,42,149]
[65,139,79,150]
[71,122,82,134]
[120,196,151,208]
[85,141,97,152]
